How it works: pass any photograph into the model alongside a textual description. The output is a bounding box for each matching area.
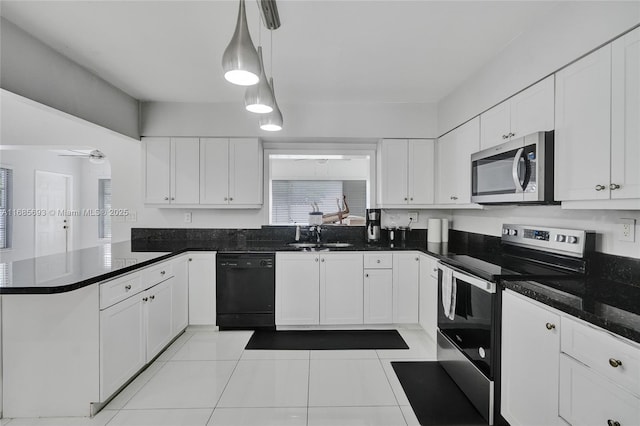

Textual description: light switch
[184,212,192,223]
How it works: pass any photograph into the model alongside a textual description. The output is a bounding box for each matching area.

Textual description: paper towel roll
[441,219,449,242]
[427,218,442,243]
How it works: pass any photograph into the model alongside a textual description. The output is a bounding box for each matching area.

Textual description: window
[271,180,366,224]
[99,179,112,239]
[0,167,12,249]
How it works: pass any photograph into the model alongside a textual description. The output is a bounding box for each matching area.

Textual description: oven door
[437,263,497,379]
[471,136,537,204]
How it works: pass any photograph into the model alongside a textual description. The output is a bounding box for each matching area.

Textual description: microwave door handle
[511,147,525,192]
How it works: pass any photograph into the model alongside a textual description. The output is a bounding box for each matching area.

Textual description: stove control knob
[502,228,509,235]
[555,234,566,242]
[567,236,578,244]
[508,229,518,236]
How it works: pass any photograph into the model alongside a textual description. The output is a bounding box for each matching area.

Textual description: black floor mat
[392,361,486,426]
[245,329,409,350]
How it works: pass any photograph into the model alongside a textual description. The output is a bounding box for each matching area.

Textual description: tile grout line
[378,329,411,426]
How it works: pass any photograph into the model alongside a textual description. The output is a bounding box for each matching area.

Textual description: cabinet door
[435,131,458,204]
[100,295,145,400]
[145,279,173,361]
[555,46,612,201]
[320,252,364,325]
[510,75,555,140]
[501,291,562,426]
[276,252,320,325]
[611,27,640,200]
[408,139,435,205]
[480,101,511,150]
[229,138,263,206]
[453,117,480,204]
[378,139,409,206]
[170,138,200,204]
[364,269,393,324]
[171,255,189,335]
[559,354,640,426]
[187,253,216,325]
[418,255,438,341]
[392,253,419,323]
[200,138,230,205]
[143,137,171,204]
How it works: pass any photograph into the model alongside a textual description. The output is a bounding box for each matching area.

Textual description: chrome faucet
[309,225,322,243]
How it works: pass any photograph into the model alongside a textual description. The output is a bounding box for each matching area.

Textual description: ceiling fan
[56,149,106,164]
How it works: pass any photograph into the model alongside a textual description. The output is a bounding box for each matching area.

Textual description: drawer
[363,253,393,269]
[559,354,640,426]
[141,261,174,290]
[100,273,142,309]
[561,316,640,396]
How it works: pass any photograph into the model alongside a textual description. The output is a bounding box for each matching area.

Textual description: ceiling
[1,1,561,105]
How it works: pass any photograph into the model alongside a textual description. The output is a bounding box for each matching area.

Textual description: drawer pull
[160,270,166,275]
[149,295,155,301]
[377,259,381,263]
[365,273,369,278]
[595,184,606,191]
[607,420,621,426]
[124,284,132,291]
[608,358,623,368]
[142,297,148,302]
[545,323,556,330]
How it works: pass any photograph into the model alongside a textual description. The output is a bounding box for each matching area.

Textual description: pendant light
[259,77,283,131]
[222,0,260,86]
[244,48,274,113]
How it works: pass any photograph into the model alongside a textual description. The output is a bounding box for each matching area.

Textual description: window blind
[0,168,12,249]
[271,180,366,224]
[99,179,112,239]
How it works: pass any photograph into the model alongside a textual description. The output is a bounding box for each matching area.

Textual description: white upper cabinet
[555,45,612,201]
[378,139,435,207]
[200,138,263,207]
[481,76,555,150]
[143,137,200,205]
[611,27,640,200]
[436,117,480,204]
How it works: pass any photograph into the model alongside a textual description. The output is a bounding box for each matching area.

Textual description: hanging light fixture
[259,77,283,131]
[244,47,274,113]
[222,0,260,86]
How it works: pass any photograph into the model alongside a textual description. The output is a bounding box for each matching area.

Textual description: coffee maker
[366,209,381,243]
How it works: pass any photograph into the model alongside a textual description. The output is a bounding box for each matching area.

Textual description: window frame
[98,178,112,240]
[0,166,13,250]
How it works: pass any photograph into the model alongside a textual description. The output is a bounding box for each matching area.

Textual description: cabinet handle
[124,284,132,291]
[595,184,606,191]
[377,259,381,263]
[164,197,169,201]
[142,297,148,302]
[315,258,319,262]
[609,358,622,368]
[189,258,192,261]
[321,258,325,262]
[607,420,621,426]
[609,183,620,190]
[150,295,155,301]
[404,197,408,201]
[224,197,228,201]
[415,257,419,261]
[229,197,233,201]
[451,196,458,200]
[433,268,438,272]
[160,270,166,275]
[545,323,556,330]
[410,197,414,201]
[171,197,175,201]
[502,134,509,139]
[509,132,515,138]
[365,273,369,278]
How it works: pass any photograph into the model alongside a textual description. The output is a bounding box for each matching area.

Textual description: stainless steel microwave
[471,131,555,204]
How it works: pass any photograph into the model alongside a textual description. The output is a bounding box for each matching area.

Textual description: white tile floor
[2,327,436,426]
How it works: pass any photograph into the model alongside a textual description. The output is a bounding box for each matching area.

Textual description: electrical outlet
[184,212,192,223]
[408,211,419,223]
[619,218,636,242]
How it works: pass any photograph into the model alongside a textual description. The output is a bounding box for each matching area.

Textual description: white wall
[0,18,140,139]
[437,2,640,135]
[451,207,640,259]
[141,101,439,139]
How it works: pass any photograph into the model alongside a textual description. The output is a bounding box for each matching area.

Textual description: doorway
[35,171,72,256]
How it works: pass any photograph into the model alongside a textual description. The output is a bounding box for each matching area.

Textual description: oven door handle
[512,147,525,193]
[438,263,496,294]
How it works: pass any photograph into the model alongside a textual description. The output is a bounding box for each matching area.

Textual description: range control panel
[502,224,594,257]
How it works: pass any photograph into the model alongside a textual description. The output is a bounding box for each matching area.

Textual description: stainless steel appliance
[437,224,594,425]
[366,209,381,243]
[471,131,555,204]
[216,253,275,330]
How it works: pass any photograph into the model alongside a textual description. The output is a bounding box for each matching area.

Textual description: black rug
[392,361,486,426]
[245,329,409,350]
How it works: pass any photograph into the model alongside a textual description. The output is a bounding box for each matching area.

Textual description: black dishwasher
[216,253,275,330]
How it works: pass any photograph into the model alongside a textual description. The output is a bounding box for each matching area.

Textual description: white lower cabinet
[501,290,562,426]
[99,293,145,401]
[320,252,364,325]
[144,279,173,360]
[364,269,393,324]
[171,255,189,335]
[276,252,321,325]
[392,253,420,323]
[418,254,438,341]
[187,252,216,325]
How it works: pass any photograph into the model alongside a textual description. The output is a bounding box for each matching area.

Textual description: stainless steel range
[437,224,595,425]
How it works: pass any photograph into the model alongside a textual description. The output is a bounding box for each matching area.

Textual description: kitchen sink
[321,242,353,248]
[287,242,319,248]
